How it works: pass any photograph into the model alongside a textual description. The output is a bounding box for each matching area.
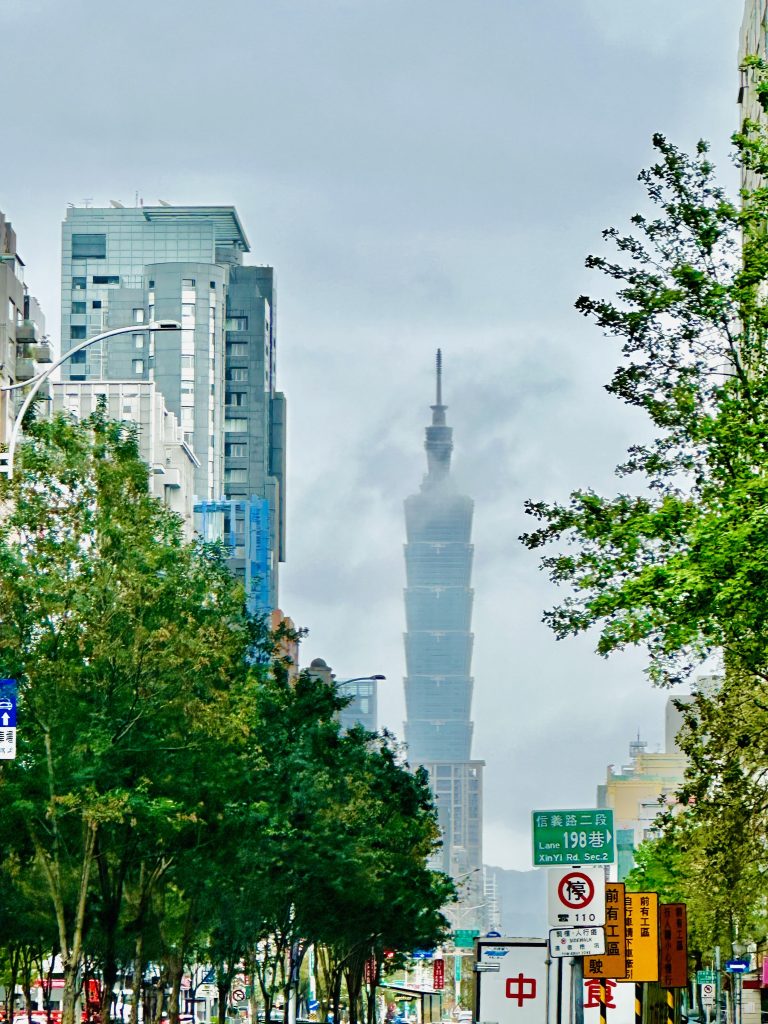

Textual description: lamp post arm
[1,321,179,478]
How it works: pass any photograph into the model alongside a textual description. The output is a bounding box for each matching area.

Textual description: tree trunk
[365,966,378,1024]
[19,943,35,1024]
[331,969,343,1024]
[6,944,20,1022]
[344,963,363,1024]
[167,954,183,1024]
[217,984,228,1024]
[130,933,144,1024]
[151,968,168,1024]
[61,964,82,1024]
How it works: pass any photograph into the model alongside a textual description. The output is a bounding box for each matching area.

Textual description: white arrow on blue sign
[0,680,17,728]
[725,959,750,973]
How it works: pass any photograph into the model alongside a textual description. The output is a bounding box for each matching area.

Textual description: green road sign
[697,970,716,985]
[532,808,615,866]
[453,928,479,949]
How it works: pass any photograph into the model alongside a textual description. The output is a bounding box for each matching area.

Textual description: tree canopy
[522,60,768,951]
[0,408,453,1024]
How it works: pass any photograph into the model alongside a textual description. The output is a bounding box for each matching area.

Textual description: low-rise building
[597,697,689,879]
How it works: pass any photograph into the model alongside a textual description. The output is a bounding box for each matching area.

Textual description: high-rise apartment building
[402,352,484,927]
[59,203,286,608]
[51,380,199,535]
[1,210,51,447]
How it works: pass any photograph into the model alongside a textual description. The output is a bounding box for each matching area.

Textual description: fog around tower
[0,0,741,869]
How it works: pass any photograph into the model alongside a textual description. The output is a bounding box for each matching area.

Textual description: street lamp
[732,941,748,1024]
[0,320,181,479]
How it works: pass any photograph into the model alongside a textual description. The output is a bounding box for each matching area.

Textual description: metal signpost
[532,809,614,865]
[726,959,749,1024]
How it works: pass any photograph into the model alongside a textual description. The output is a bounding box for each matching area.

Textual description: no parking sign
[548,866,606,927]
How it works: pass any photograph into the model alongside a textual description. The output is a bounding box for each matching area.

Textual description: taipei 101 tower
[403,351,484,926]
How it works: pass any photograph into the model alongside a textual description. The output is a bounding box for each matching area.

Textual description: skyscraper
[59,203,285,609]
[403,351,484,926]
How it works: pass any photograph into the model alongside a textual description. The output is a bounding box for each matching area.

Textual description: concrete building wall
[51,380,199,535]
[598,732,686,880]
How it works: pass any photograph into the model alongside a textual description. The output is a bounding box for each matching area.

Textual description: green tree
[521,123,768,688]
[0,409,258,1024]
[521,63,768,949]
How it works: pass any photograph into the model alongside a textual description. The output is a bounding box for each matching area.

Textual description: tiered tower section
[403,351,475,762]
[403,352,483,923]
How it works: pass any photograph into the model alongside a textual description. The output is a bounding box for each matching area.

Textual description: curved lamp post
[0,320,181,478]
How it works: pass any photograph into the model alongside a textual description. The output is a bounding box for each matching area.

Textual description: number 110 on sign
[532,810,615,866]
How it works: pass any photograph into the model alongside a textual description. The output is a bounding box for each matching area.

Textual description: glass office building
[403,352,484,926]
[60,204,285,608]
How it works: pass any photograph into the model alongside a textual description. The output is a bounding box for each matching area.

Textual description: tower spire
[425,348,452,481]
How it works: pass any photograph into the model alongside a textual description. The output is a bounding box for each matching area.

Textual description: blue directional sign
[412,949,434,960]
[725,959,750,973]
[0,680,17,729]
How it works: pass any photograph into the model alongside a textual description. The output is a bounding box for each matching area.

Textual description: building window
[92,300,102,309]
[69,351,86,364]
[181,355,195,369]
[72,277,86,290]
[226,392,246,406]
[133,334,144,349]
[71,326,87,340]
[70,374,86,381]
[182,278,196,287]
[227,342,248,357]
[225,442,247,458]
[71,233,106,259]
[92,275,119,285]
[226,368,248,382]
[225,469,248,484]
[224,418,248,432]
[133,308,145,324]
[71,301,86,315]
[132,359,144,374]
[226,316,248,331]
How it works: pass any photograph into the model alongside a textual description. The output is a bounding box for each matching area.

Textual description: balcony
[15,356,35,381]
[32,342,52,363]
[15,320,40,344]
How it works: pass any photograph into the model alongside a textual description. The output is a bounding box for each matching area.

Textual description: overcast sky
[1,0,744,870]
